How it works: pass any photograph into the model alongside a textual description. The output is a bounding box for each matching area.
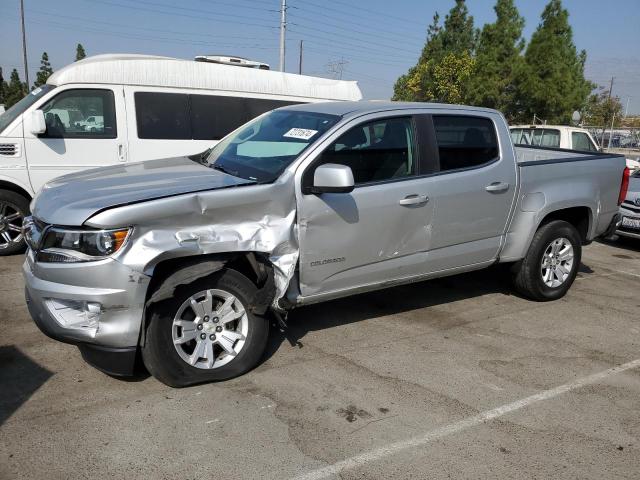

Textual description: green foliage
[393,0,475,102]
[512,0,593,123]
[76,43,86,61]
[5,69,28,108]
[34,52,54,88]
[583,87,623,128]
[466,0,525,118]
[0,67,6,106]
[393,0,593,124]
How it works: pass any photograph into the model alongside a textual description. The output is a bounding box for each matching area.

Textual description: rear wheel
[512,220,582,301]
[142,268,269,387]
[0,190,30,256]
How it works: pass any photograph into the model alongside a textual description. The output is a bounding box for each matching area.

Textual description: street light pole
[20,0,29,88]
[279,0,287,72]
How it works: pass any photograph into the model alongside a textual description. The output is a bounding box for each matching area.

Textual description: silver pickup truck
[22,102,628,387]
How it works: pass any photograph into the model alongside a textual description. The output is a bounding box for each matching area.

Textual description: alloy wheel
[540,237,574,288]
[0,201,24,250]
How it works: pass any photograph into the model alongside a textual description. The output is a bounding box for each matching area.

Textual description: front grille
[621,201,640,214]
[0,143,19,156]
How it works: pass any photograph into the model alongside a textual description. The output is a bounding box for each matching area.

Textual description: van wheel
[142,269,269,387]
[0,190,30,256]
[512,220,582,301]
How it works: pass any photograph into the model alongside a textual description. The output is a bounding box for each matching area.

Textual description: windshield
[0,85,55,134]
[206,109,340,183]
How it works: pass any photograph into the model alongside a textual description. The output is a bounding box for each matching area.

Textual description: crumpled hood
[32,156,254,226]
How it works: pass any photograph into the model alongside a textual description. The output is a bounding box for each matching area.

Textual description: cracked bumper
[23,250,150,374]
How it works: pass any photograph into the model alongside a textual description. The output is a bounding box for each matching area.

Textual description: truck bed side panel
[500,148,624,262]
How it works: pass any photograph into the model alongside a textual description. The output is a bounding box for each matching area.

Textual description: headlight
[38,227,130,263]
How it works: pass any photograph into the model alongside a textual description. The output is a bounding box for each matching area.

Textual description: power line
[82,0,279,31]
[288,28,417,60]
[288,19,420,56]
[288,6,425,44]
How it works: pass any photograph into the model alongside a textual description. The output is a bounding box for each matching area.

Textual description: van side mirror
[28,110,47,135]
[311,163,355,194]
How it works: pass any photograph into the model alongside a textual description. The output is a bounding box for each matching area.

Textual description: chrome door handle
[399,194,429,206]
[485,182,509,193]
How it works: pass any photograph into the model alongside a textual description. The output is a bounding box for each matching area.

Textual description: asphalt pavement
[1,238,639,479]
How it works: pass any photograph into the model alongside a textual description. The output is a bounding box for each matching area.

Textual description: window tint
[135,92,190,140]
[433,116,498,171]
[40,89,116,139]
[318,117,416,184]
[572,132,597,151]
[136,92,299,141]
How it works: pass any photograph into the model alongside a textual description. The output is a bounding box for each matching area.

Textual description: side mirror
[311,163,355,194]
[28,110,47,135]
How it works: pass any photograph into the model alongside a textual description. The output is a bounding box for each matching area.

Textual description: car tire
[0,190,30,256]
[512,220,582,301]
[142,268,269,387]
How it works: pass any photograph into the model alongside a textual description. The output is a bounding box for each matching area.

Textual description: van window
[135,92,299,141]
[572,131,598,151]
[39,89,116,139]
[433,116,499,171]
[135,92,191,140]
[317,117,416,184]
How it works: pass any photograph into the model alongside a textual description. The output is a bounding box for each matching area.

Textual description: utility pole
[20,0,29,89]
[298,40,303,75]
[279,0,287,72]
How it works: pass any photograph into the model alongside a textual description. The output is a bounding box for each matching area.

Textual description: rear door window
[433,116,499,171]
[571,132,598,151]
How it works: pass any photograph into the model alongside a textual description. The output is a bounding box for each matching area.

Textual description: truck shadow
[597,236,640,254]
[263,265,519,360]
[0,345,53,426]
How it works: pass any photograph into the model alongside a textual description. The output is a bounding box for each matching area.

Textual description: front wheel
[0,190,30,256]
[512,220,582,301]
[142,269,269,387]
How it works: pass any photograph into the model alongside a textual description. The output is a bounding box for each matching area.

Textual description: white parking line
[292,359,640,480]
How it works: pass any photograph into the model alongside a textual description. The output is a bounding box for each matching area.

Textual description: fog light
[44,298,102,334]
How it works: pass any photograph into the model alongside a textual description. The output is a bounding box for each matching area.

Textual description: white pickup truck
[23,102,628,386]
[510,125,600,151]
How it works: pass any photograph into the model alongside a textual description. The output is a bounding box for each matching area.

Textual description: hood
[32,156,255,226]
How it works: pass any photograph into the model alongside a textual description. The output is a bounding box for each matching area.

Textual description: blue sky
[1,0,639,114]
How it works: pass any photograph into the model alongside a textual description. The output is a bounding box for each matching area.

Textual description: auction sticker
[283,128,318,140]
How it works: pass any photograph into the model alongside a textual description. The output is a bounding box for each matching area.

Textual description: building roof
[47,54,362,102]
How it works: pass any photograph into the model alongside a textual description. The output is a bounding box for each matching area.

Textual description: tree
[0,67,6,106]
[512,0,593,123]
[466,0,525,119]
[583,87,623,130]
[76,43,86,61]
[5,69,28,108]
[392,0,476,103]
[34,52,54,88]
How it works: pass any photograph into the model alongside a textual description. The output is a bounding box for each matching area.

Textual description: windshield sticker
[31,87,43,96]
[283,128,318,141]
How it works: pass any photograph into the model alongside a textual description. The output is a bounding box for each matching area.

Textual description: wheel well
[539,207,591,243]
[0,181,32,202]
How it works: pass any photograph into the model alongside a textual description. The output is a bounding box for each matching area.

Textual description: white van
[0,54,362,254]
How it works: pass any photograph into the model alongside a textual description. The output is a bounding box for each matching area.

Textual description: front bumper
[23,250,151,375]
[616,207,640,240]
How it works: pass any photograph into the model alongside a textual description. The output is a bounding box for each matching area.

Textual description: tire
[142,268,269,387]
[0,190,30,256]
[512,220,582,301]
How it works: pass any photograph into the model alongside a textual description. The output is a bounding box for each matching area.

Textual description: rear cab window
[510,127,560,148]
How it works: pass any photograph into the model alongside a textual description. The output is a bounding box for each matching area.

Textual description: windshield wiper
[211,163,242,178]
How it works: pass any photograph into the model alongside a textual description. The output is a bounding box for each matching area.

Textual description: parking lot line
[292,358,640,480]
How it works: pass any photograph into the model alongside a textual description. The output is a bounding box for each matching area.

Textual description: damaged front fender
[85,173,299,310]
